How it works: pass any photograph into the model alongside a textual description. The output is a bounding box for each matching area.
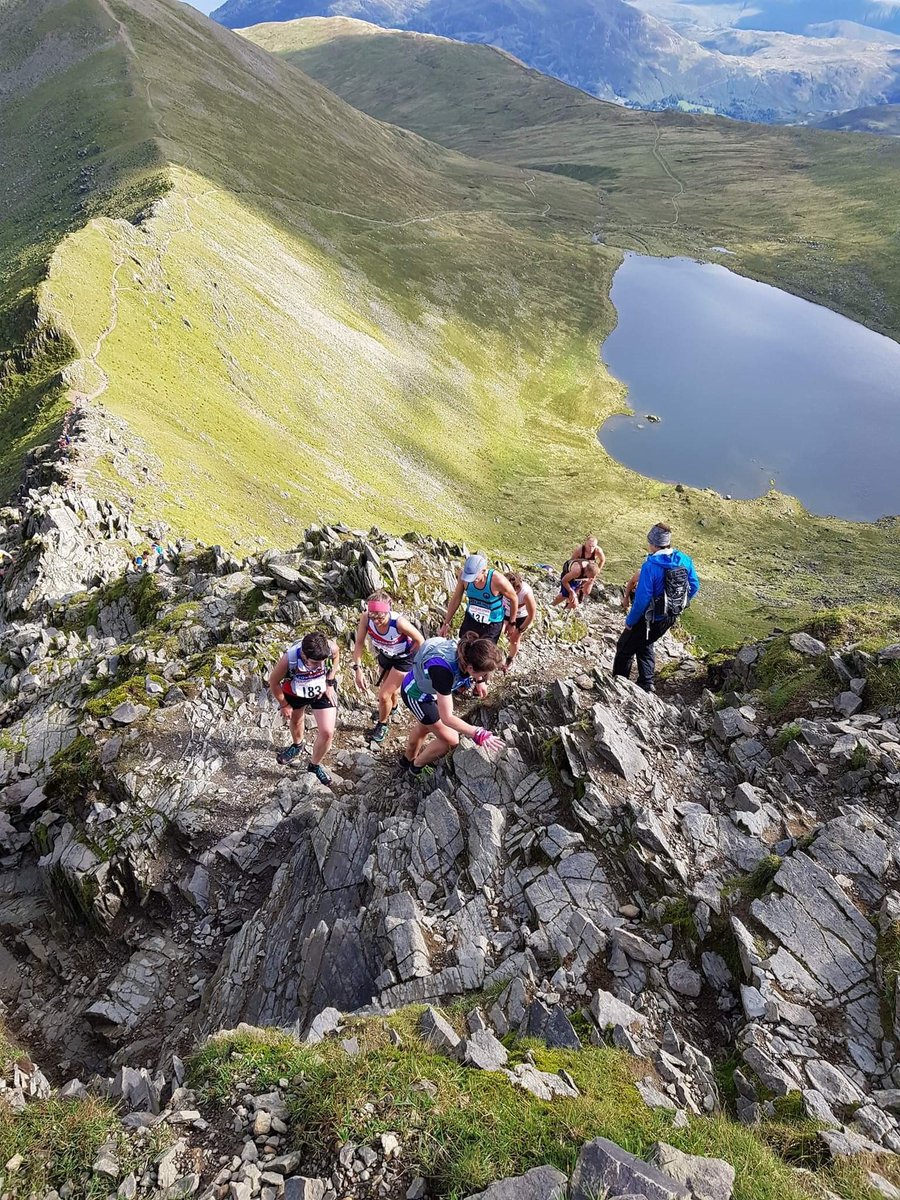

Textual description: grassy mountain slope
[249,17,900,339]
[3,0,900,646]
[0,0,166,495]
[816,102,900,134]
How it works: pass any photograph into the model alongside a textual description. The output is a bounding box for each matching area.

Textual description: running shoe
[276,742,306,766]
[369,722,389,745]
[307,762,332,786]
[411,763,435,782]
[399,754,414,773]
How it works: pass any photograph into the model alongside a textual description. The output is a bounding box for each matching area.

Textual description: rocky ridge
[1,470,899,1198]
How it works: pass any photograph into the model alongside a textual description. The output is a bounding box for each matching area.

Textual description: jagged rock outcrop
[2,469,900,1197]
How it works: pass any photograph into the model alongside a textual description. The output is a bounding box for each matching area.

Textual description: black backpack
[654,565,690,621]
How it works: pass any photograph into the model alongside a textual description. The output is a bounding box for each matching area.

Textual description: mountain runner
[440,554,518,644]
[400,632,505,778]
[612,522,700,693]
[268,630,341,785]
[552,558,600,609]
[567,535,606,573]
[502,571,537,670]
[350,591,424,745]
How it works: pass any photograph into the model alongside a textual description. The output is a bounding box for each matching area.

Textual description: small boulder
[465,1165,568,1199]
[789,632,827,657]
[653,1142,735,1200]
[571,1137,689,1200]
[420,1006,461,1054]
[110,701,149,725]
[460,1028,509,1071]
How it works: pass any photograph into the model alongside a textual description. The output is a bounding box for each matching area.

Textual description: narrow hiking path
[650,121,686,229]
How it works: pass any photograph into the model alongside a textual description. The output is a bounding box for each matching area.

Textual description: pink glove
[473,728,505,752]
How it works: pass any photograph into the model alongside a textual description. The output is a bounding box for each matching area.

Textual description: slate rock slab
[420,1007,461,1054]
[571,1137,690,1200]
[525,999,582,1050]
[460,1028,509,1071]
[653,1142,735,1200]
[465,1165,568,1199]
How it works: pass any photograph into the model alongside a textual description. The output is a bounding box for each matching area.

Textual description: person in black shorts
[350,591,424,745]
[502,571,538,670]
[440,554,519,644]
[268,630,340,785]
[400,632,505,778]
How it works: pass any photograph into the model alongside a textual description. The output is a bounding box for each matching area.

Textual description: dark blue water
[598,254,900,521]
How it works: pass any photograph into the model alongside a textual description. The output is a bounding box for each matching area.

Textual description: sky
[184,0,218,12]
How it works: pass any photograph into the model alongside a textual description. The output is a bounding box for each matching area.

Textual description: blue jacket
[626,548,700,627]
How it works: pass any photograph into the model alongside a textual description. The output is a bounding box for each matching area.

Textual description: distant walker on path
[612,523,699,693]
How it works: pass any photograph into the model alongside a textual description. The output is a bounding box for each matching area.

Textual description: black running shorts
[460,613,504,643]
[377,650,415,675]
[401,683,440,726]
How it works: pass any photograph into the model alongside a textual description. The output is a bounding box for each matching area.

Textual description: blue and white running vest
[367,614,412,658]
[465,569,504,625]
[285,642,330,699]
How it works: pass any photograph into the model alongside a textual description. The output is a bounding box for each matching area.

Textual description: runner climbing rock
[400,632,505,778]
[350,590,424,745]
[552,558,600,609]
[268,630,341,785]
[568,535,607,572]
[612,522,700,693]
[440,554,518,644]
[502,571,537,670]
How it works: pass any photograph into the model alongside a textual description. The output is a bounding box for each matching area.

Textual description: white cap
[461,554,488,582]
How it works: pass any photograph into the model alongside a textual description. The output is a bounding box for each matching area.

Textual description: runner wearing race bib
[439,554,519,645]
[400,632,505,779]
[350,590,424,746]
[501,572,538,670]
[268,630,341,785]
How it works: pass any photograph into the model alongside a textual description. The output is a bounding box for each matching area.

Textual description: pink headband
[367,600,390,614]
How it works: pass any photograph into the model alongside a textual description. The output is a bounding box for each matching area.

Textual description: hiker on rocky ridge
[440,554,518,644]
[502,571,537,671]
[552,558,601,609]
[400,632,505,778]
[567,535,606,573]
[268,630,341,785]
[350,590,424,746]
[612,522,699,693]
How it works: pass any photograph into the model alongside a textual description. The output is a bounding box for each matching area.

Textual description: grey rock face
[571,1137,690,1200]
[593,704,649,781]
[524,999,582,1050]
[460,1028,509,1071]
[653,1143,735,1200]
[283,1180,326,1200]
[502,1063,579,1101]
[789,632,827,657]
[465,1165,568,1199]
[590,989,648,1034]
[420,1007,461,1054]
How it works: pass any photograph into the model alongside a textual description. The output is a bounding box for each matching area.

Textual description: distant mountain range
[210,0,900,121]
[815,98,900,128]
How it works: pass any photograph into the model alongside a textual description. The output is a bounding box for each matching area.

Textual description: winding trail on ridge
[650,121,685,229]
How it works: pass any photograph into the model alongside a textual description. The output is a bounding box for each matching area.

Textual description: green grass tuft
[189,1016,899,1200]
[724,855,783,901]
[772,724,802,753]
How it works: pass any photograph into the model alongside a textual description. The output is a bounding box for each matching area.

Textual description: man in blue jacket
[613,523,700,693]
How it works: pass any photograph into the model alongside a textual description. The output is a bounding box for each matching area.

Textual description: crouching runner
[350,590,424,745]
[268,630,340,785]
[400,632,504,779]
